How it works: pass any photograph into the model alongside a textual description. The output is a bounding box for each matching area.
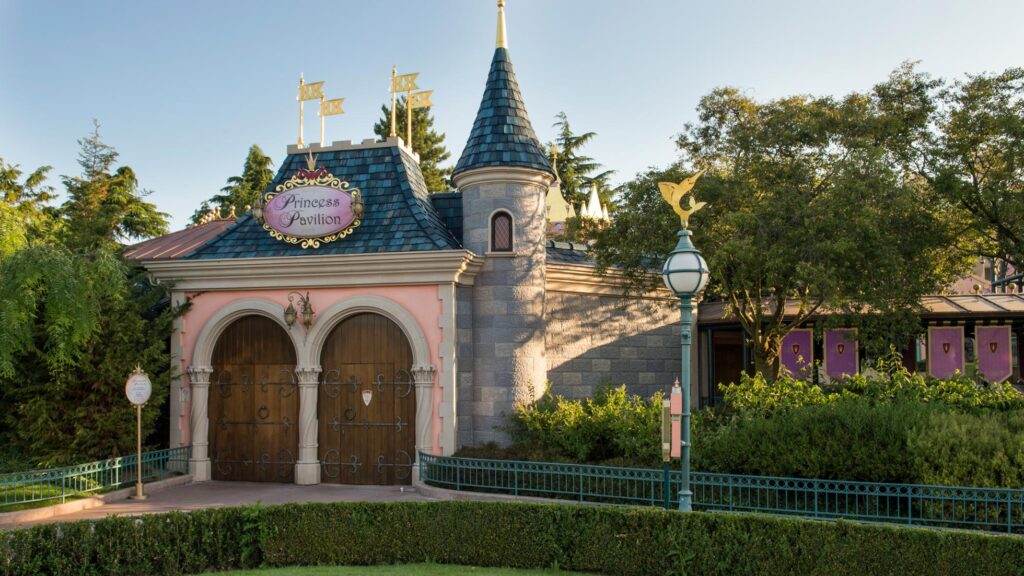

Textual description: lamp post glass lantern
[662,229,708,512]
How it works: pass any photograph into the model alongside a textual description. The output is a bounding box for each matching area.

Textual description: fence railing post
[906,490,914,525]
[514,462,519,496]
[1007,492,1013,534]
[814,481,820,518]
[578,466,584,502]
[663,464,671,510]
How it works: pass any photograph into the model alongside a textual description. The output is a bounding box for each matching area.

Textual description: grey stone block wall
[546,292,680,399]
[462,179,548,445]
[456,285,475,448]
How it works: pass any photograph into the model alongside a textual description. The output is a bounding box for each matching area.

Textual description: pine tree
[192,145,274,224]
[373,97,453,193]
[59,121,168,250]
[549,112,614,208]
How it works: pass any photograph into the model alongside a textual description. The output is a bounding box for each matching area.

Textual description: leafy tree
[373,97,452,193]
[925,67,1019,268]
[592,81,970,378]
[0,127,179,466]
[0,159,56,251]
[0,247,177,465]
[59,121,168,250]
[548,111,614,208]
[192,144,274,224]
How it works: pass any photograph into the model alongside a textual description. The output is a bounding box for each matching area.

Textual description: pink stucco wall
[175,285,443,454]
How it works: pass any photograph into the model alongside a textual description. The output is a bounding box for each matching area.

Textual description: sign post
[125,366,153,500]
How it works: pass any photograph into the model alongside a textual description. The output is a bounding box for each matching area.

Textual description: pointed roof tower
[452,0,555,181]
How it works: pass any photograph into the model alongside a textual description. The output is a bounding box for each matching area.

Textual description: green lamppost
[658,173,709,511]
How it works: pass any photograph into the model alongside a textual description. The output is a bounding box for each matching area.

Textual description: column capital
[295,365,322,385]
[411,364,437,386]
[187,365,214,385]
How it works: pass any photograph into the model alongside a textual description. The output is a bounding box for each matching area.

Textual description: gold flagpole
[319,96,325,147]
[298,73,305,148]
[390,66,398,138]
[406,89,413,147]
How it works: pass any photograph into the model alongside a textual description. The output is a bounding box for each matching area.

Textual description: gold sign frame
[261,168,363,250]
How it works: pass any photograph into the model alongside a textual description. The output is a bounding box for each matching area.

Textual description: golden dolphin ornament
[658,170,706,228]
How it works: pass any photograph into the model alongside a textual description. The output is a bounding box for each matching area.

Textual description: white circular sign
[125,371,152,405]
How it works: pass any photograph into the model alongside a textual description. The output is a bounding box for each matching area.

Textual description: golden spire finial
[658,170,707,228]
[496,0,507,49]
[305,150,317,171]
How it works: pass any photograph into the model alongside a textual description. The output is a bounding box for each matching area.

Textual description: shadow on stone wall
[546,293,680,400]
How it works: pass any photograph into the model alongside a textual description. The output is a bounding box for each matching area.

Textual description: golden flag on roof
[321,98,345,116]
[408,90,433,109]
[299,81,325,101]
[392,72,419,93]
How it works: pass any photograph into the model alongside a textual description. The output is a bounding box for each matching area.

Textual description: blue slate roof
[189,144,461,259]
[452,48,554,179]
[430,192,463,244]
[546,240,596,266]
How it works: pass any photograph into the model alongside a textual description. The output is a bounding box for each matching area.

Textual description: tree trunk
[751,335,781,381]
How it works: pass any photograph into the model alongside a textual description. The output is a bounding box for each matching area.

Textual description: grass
[203,565,587,575]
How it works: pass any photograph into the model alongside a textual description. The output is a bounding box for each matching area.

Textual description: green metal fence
[0,446,191,509]
[418,453,1024,534]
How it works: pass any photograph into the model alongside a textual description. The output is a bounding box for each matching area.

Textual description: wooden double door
[209,316,298,483]
[319,313,415,485]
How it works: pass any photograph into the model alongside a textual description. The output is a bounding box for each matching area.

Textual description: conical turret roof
[452,45,554,179]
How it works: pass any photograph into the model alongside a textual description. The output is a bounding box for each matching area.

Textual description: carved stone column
[411,364,437,463]
[187,366,214,482]
[295,366,322,485]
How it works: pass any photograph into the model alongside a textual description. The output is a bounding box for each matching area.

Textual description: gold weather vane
[297,74,325,148]
[319,97,345,146]
[390,68,420,140]
[658,170,706,229]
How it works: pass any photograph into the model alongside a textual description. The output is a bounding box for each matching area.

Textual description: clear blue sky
[2,0,1023,230]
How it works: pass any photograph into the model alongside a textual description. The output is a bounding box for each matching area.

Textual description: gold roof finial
[305,150,317,171]
[496,0,508,49]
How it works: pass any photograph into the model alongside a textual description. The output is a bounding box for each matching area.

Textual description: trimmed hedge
[3,501,1024,575]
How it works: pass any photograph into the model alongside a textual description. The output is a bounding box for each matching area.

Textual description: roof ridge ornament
[496,0,507,49]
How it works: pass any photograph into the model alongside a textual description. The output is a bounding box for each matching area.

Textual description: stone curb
[0,474,193,527]
[412,476,596,506]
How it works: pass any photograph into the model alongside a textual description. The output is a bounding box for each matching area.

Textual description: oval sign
[264,185,357,239]
[125,371,153,406]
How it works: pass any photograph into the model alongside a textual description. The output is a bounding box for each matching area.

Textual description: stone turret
[452,0,556,443]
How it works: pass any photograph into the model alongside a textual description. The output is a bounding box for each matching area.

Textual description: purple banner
[781,329,814,378]
[976,326,1012,383]
[928,326,964,379]
[824,329,858,379]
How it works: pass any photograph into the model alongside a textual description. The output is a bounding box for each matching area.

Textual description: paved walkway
[0,481,433,529]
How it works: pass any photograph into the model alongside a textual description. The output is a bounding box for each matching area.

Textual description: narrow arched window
[490,211,513,252]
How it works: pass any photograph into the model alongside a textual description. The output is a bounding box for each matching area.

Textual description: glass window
[491,212,513,252]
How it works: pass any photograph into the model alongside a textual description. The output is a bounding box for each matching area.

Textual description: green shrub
[505,385,662,463]
[721,351,1024,419]
[693,399,933,482]
[909,409,1024,487]
[0,506,252,576]
[4,501,1024,576]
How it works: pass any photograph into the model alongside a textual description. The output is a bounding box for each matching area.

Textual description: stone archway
[187,298,303,482]
[208,315,298,482]
[317,313,415,484]
[306,296,437,480]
